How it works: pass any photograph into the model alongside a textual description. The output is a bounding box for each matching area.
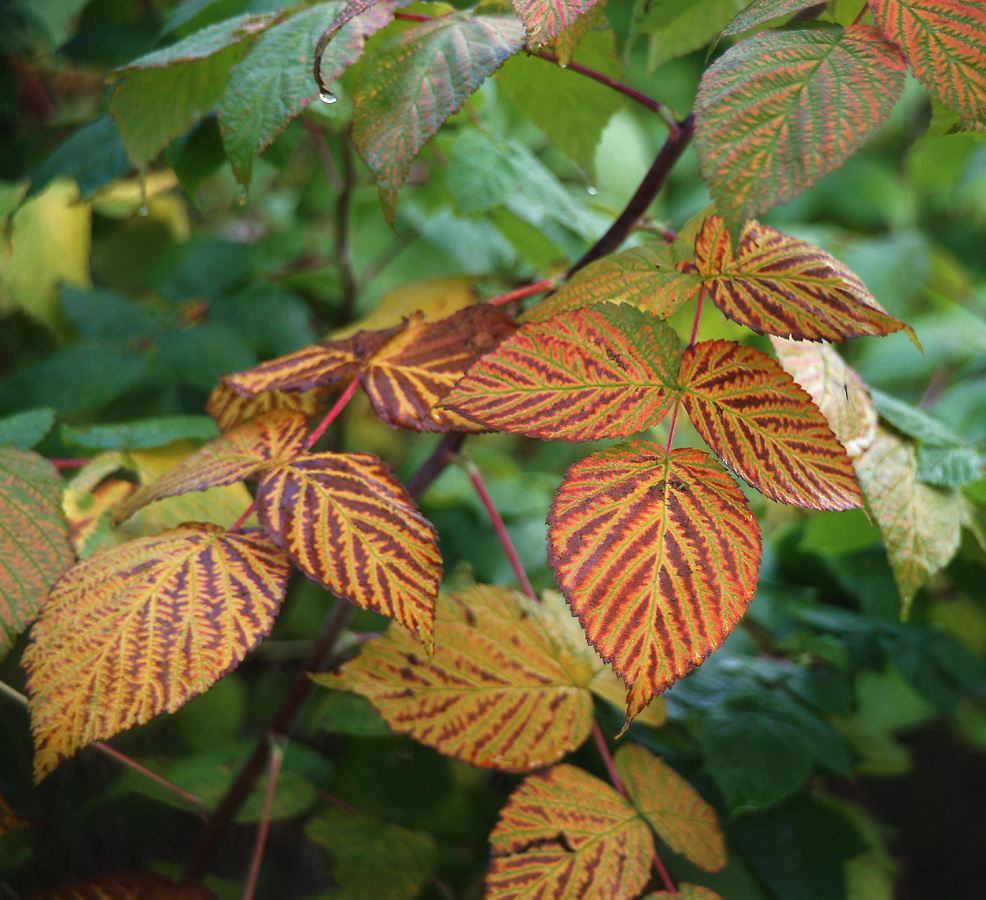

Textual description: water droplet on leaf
[319,90,337,104]
[587,186,597,195]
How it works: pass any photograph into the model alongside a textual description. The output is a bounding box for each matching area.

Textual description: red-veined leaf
[23,524,290,780]
[0,795,30,836]
[486,764,654,900]
[113,410,310,524]
[720,0,823,37]
[255,453,441,646]
[441,304,682,442]
[871,0,986,124]
[548,443,761,719]
[771,336,877,458]
[614,744,726,873]
[678,340,864,510]
[695,25,907,224]
[691,216,916,344]
[206,384,324,433]
[322,587,657,771]
[511,0,602,49]
[549,1,605,65]
[0,446,74,662]
[520,244,701,325]
[352,13,525,221]
[31,873,219,900]
[359,305,517,432]
[854,427,963,614]
[647,886,726,900]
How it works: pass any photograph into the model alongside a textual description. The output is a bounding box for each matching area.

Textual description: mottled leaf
[871,0,986,124]
[441,304,681,441]
[615,744,726,872]
[352,13,526,221]
[511,0,602,48]
[548,443,761,718]
[695,25,907,224]
[0,795,30,836]
[691,216,916,344]
[521,243,701,324]
[0,447,74,662]
[487,764,653,900]
[323,587,633,771]
[206,384,324,433]
[646,885,726,900]
[256,453,441,646]
[31,873,219,900]
[854,427,963,613]
[113,410,310,524]
[679,340,864,510]
[720,0,823,36]
[23,525,290,780]
[770,337,877,458]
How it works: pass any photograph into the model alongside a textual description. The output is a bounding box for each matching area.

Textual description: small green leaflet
[678,340,864,510]
[695,25,907,227]
[62,416,219,451]
[486,764,654,900]
[511,0,603,49]
[441,304,682,442]
[0,407,56,449]
[633,0,747,73]
[548,443,761,719]
[720,0,824,37]
[871,0,986,125]
[352,13,526,222]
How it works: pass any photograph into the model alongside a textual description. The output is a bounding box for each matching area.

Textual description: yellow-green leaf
[0,446,75,662]
[615,743,726,872]
[487,763,654,900]
[323,586,653,772]
[548,443,761,719]
[23,524,290,780]
[256,453,441,646]
[31,873,219,900]
[113,410,310,524]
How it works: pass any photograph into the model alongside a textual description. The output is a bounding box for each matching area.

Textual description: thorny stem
[464,460,537,602]
[0,681,204,814]
[306,378,360,449]
[242,737,284,900]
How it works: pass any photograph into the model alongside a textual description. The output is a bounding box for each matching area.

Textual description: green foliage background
[2,1,986,898]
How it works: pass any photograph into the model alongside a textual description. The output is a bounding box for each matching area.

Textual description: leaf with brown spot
[113,410,310,524]
[256,453,441,646]
[206,384,325,433]
[30,872,219,900]
[548,443,761,719]
[23,524,290,780]
[770,337,877,458]
[678,340,864,511]
[441,304,682,442]
[691,216,917,344]
[321,586,656,771]
[0,794,30,836]
[615,744,726,873]
[0,446,75,662]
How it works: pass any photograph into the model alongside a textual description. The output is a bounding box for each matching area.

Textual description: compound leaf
[511,0,602,49]
[770,337,878,458]
[256,453,441,646]
[871,0,986,125]
[548,443,761,719]
[32,873,219,900]
[678,340,864,510]
[113,410,310,523]
[324,586,628,771]
[0,447,74,662]
[695,25,906,225]
[614,743,726,872]
[521,244,700,324]
[691,216,916,344]
[854,427,963,614]
[352,13,525,221]
[487,764,654,900]
[441,304,682,442]
[23,524,290,780]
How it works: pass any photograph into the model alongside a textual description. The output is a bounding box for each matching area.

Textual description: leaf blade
[510,0,602,48]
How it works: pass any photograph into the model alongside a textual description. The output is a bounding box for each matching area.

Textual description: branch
[242,736,284,900]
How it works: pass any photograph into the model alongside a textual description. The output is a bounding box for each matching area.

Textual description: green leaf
[870,388,966,447]
[441,304,682,442]
[220,2,397,187]
[0,408,56,450]
[498,28,623,177]
[916,444,983,487]
[511,0,603,49]
[351,12,526,222]
[306,807,439,900]
[157,324,258,391]
[633,0,747,72]
[61,417,219,452]
[60,285,171,342]
[30,116,131,199]
[719,0,825,38]
[109,14,276,165]
[695,25,907,227]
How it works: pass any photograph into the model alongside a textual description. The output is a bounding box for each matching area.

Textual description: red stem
[394,12,432,22]
[664,404,681,454]
[466,462,537,602]
[667,287,706,453]
[233,502,257,531]
[306,377,360,449]
[242,737,284,900]
[487,278,555,308]
[49,459,90,469]
[853,2,869,25]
